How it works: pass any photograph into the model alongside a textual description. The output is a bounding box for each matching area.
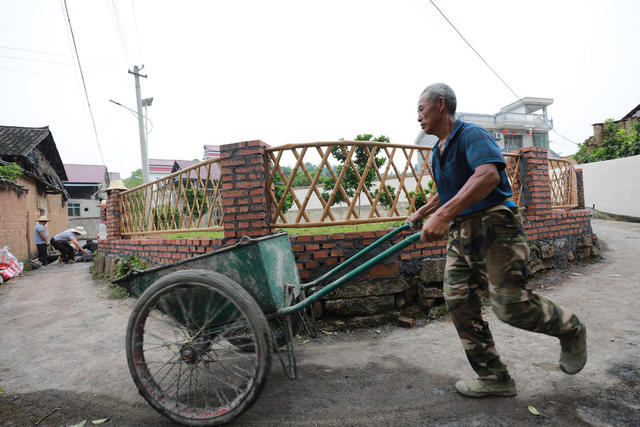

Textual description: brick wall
[99,237,223,265]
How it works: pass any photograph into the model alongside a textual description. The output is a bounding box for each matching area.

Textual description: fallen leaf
[320,330,336,335]
[0,386,3,395]
[528,405,541,416]
[624,402,640,410]
[70,421,87,427]
[92,419,109,424]
[302,339,310,344]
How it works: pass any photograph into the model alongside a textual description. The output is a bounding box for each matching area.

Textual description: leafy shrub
[153,205,182,229]
[0,162,23,182]
[408,179,436,210]
[113,255,147,280]
[182,188,209,216]
[574,119,640,163]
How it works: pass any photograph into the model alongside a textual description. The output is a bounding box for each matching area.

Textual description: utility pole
[128,65,149,183]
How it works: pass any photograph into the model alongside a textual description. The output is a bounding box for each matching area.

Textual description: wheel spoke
[127,272,271,425]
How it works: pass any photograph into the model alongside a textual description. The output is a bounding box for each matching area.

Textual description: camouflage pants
[444,204,580,381]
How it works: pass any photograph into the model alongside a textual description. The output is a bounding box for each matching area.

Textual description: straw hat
[37,215,49,222]
[72,226,87,235]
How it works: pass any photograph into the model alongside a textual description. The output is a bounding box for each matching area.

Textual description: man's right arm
[39,230,47,242]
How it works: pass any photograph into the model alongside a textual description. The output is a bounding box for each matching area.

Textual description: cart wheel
[126,270,271,426]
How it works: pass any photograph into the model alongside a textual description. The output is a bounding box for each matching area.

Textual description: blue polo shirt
[431,119,512,216]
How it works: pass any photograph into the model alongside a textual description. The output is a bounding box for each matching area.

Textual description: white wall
[578,155,640,218]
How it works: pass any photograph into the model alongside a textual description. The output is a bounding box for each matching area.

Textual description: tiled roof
[0,125,68,195]
[149,158,179,172]
[174,160,199,170]
[63,164,106,183]
[0,126,51,156]
[621,104,640,121]
[172,160,221,180]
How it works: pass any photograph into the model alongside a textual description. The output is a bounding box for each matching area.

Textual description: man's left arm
[420,163,500,241]
[71,238,91,255]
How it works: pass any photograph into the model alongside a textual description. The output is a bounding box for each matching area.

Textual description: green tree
[373,186,397,210]
[123,169,143,188]
[408,179,436,211]
[273,173,293,214]
[182,188,209,220]
[0,162,23,182]
[574,119,640,163]
[320,134,390,207]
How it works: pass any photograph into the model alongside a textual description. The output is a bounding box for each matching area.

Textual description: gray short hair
[421,83,457,115]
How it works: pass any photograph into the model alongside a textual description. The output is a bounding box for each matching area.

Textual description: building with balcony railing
[415,97,558,174]
[456,97,554,153]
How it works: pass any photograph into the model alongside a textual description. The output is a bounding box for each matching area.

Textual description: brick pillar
[106,189,123,240]
[220,140,272,244]
[575,169,585,209]
[100,200,107,222]
[519,147,552,215]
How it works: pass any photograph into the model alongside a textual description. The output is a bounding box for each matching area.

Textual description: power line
[424,0,581,147]
[0,66,73,79]
[62,0,106,166]
[0,43,118,64]
[109,0,131,64]
[130,0,145,63]
[0,43,73,58]
[0,53,73,67]
[551,129,580,146]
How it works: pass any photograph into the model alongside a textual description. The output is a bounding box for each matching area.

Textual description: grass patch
[160,231,224,239]
[157,222,405,238]
[276,220,404,235]
[106,282,129,299]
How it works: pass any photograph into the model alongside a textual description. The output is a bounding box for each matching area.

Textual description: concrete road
[0,219,638,426]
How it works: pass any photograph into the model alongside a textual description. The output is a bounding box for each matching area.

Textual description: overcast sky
[1,0,638,178]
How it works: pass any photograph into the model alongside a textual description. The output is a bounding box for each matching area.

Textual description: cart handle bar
[278,224,422,316]
[300,223,411,290]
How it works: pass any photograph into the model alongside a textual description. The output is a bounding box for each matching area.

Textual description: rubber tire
[126,270,272,426]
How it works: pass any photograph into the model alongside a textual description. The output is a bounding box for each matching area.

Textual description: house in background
[62,164,115,238]
[148,158,180,181]
[203,144,220,160]
[587,103,640,146]
[457,97,557,154]
[0,125,69,261]
[415,97,559,173]
[147,145,221,182]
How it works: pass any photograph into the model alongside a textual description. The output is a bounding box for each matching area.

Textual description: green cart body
[116,233,300,324]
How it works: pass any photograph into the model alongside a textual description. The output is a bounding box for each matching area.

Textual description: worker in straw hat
[50,226,91,264]
[34,215,50,265]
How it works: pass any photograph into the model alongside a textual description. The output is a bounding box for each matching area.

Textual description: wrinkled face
[417,93,442,134]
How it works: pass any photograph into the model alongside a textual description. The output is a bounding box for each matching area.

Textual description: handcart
[115,224,421,425]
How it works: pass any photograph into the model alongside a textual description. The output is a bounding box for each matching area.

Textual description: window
[68,203,80,217]
[533,132,549,149]
[504,134,523,151]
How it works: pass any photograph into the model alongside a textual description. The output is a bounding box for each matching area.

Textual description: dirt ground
[0,219,639,426]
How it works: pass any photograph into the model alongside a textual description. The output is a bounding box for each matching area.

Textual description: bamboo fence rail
[266,142,524,228]
[548,158,579,209]
[119,157,223,236]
